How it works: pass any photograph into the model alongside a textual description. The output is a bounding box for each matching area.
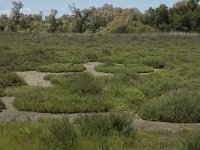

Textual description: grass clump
[36,63,86,73]
[139,89,200,123]
[142,57,166,69]
[0,70,26,97]
[95,63,154,74]
[75,113,136,149]
[0,70,26,88]
[139,72,181,98]
[71,73,103,96]
[183,131,200,150]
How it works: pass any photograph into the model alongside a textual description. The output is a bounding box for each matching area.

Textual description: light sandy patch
[84,62,113,77]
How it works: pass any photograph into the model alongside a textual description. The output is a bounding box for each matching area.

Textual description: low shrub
[142,57,166,69]
[36,63,86,73]
[71,73,103,96]
[139,89,200,123]
[40,118,79,150]
[75,113,136,149]
[86,52,98,62]
[75,113,134,137]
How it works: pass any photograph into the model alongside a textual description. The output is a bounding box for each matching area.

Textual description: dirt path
[16,71,70,87]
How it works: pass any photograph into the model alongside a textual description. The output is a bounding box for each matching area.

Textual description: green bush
[36,63,86,73]
[139,89,200,123]
[142,57,166,69]
[86,53,98,62]
[75,113,134,137]
[40,118,79,150]
[75,113,136,149]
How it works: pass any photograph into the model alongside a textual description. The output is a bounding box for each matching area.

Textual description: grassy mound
[142,57,166,69]
[6,73,145,113]
[139,89,200,123]
[36,63,86,73]
[95,63,154,74]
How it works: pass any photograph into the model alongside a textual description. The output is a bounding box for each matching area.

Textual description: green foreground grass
[0,113,194,150]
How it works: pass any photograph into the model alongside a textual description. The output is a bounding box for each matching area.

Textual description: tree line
[0,0,199,33]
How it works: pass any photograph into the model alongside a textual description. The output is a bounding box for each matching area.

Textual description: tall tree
[11,1,24,25]
[46,9,60,32]
[69,4,92,33]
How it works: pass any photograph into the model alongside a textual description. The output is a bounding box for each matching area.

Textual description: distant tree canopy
[0,0,199,33]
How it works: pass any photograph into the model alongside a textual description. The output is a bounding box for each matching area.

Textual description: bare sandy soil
[84,62,113,77]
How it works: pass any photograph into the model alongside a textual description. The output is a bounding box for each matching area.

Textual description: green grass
[36,63,86,73]
[183,130,200,150]
[0,113,191,150]
[139,71,181,98]
[95,63,154,74]
[139,89,200,123]
[0,113,137,150]
[0,70,26,98]
[142,57,166,69]
[134,130,185,150]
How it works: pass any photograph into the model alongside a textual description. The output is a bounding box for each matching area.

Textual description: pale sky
[0,0,181,16]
